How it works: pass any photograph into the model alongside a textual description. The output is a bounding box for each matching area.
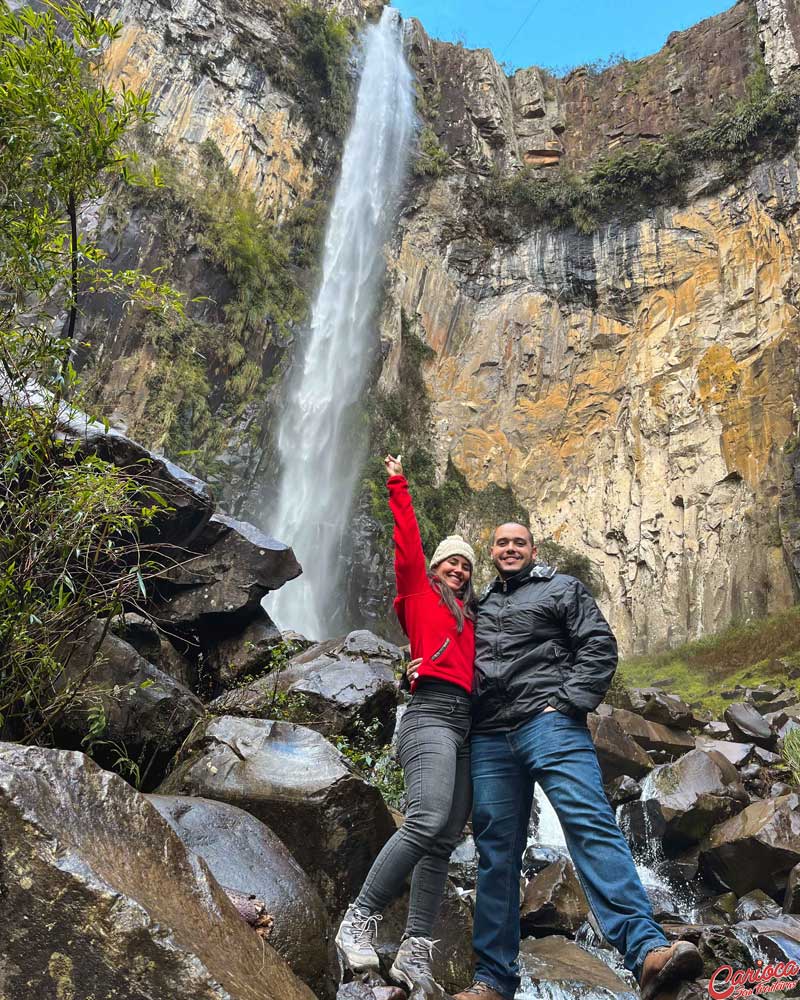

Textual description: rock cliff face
[375,0,800,652]
[84,0,800,652]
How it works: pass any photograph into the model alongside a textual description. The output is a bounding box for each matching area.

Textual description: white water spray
[268,8,414,638]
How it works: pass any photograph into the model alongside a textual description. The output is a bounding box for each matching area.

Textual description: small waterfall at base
[267,8,414,639]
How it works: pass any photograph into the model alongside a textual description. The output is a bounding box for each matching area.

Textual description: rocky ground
[4,426,800,1000]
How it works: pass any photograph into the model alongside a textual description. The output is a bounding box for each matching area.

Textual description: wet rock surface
[212,631,401,742]
[54,617,204,784]
[701,793,800,896]
[724,702,778,750]
[520,857,589,938]
[154,512,302,629]
[0,744,315,1000]
[205,613,284,688]
[518,935,637,997]
[147,794,330,994]
[623,749,747,852]
[587,711,654,781]
[157,715,396,912]
[596,705,696,757]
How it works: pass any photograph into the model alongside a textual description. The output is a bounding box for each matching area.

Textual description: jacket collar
[481,561,557,599]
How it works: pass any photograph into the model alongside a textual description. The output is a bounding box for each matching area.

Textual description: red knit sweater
[388,475,474,695]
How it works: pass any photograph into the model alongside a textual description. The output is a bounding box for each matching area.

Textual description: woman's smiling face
[433,554,472,592]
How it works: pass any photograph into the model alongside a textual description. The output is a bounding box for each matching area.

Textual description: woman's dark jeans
[355,683,472,937]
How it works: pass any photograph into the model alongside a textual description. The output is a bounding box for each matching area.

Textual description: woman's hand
[384,453,403,478]
[406,656,422,684]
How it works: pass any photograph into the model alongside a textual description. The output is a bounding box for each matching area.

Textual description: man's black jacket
[472,563,618,733]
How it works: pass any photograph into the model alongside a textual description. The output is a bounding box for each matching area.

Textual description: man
[411,523,702,1000]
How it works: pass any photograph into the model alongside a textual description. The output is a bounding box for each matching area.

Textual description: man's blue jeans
[470,709,668,999]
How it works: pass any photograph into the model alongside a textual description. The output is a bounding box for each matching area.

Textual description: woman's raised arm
[385,454,429,597]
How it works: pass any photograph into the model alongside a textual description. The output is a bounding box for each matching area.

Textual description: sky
[393,0,736,74]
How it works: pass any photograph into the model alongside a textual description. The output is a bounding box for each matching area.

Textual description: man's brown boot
[452,982,512,1000]
[640,941,704,1000]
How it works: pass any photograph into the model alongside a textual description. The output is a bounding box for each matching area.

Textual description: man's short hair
[492,522,534,546]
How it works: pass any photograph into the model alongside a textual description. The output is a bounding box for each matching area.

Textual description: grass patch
[618,606,800,715]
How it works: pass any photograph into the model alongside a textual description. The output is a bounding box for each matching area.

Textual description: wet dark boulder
[211,631,402,743]
[157,715,396,913]
[520,857,589,938]
[147,794,330,995]
[54,618,204,786]
[154,513,302,631]
[0,744,315,1000]
[204,613,284,688]
[587,712,653,782]
[735,889,782,922]
[518,936,636,998]
[701,794,800,897]
[113,611,198,689]
[595,704,695,757]
[606,774,642,808]
[622,749,747,853]
[724,703,777,750]
[628,688,696,730]
[700,918,800,980]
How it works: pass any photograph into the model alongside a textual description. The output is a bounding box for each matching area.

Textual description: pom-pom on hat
[429,535,476,570]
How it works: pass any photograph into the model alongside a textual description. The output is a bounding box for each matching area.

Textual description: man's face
[490,523,536,578]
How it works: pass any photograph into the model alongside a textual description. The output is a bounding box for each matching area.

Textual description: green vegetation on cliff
[99,140,317,477]
[483,87,800,237]
[0,0,177,740]
[618,606,800,715]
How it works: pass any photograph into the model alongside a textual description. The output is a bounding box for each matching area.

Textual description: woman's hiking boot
[334,904,382,976]
[389,935,438,993]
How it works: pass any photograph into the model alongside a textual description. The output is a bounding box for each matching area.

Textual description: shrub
[0,0,180,742]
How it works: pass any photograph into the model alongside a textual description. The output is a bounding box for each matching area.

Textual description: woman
[335,454,477,993]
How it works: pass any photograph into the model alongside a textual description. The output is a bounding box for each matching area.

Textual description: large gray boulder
[157,715,396,912]
[518,936,637,998]
[55,618,204,784]
[154,513,302,629]
[595,704,695,757]
[587,712,653,782]
[0,744,315,1000]
[620,749,747,853]
[147,794,330,996]
[701,793,800,897]
[211,630,402,743]
[724,702,777,750]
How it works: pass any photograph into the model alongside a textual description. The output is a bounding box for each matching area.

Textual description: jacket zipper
[430,638,451,662]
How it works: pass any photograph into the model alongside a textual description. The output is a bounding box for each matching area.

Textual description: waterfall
[268,8,415,638]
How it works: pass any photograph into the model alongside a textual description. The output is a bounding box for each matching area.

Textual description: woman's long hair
[427,569,478,633]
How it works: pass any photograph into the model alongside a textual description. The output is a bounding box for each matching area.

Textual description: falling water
[268,8,415,637]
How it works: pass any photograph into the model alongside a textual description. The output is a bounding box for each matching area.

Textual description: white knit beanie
[429,534,476,570]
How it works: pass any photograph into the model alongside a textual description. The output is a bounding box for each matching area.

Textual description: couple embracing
[335,456,703,1000]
